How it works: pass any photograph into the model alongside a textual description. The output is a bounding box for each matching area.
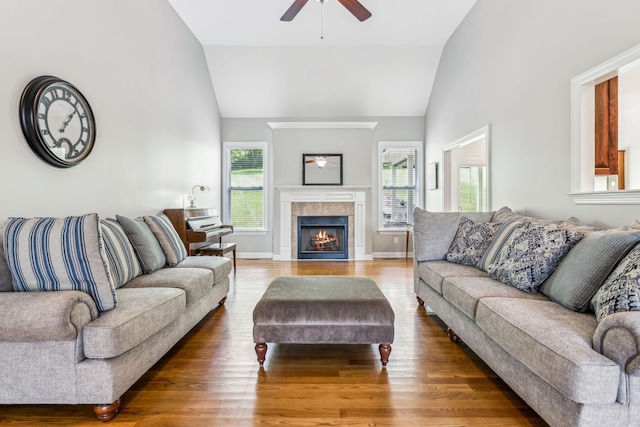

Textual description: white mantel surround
[275,186,368,261]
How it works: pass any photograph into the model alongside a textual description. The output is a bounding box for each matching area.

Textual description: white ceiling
[168,0,476,118]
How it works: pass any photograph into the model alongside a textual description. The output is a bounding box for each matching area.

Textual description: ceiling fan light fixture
[315,156,327,168]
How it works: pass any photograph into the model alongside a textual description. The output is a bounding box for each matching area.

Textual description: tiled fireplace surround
[276,187,367,260]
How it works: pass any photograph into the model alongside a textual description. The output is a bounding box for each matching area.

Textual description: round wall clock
[19,75,96,168]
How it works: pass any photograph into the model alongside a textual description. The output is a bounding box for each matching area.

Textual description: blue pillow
[487,222,583,293]
[3,213,117,311]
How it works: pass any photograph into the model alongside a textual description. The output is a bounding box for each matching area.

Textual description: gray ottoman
[253,276,395,366]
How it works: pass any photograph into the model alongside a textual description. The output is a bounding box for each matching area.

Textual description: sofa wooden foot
[379,343,392,366]
[218,296,227,306]
[416,296,425,306]
[447,328,461,344]
[255,342,267,365]
[94,399,120,422]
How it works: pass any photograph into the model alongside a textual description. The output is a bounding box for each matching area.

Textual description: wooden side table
[405,223,413,260]
[199,242,237,273]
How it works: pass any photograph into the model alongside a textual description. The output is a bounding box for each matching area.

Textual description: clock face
[19,76,96,168]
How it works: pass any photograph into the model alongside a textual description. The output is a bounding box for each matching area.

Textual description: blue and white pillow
[143,214,187,266]
[487,222,583,293]
[3,213,117,311]
[100,218,143,288]
[592,243,640,322]
[477,220,522,271]
[446,217,503,267]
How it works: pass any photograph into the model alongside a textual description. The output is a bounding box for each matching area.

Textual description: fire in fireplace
[298,216,348,259]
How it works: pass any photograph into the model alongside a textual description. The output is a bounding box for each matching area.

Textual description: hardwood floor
[0,259,548,426]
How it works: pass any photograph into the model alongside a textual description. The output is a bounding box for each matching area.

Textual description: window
[571,43,640,204]
[223,142,267,232]
[379,141,421,230]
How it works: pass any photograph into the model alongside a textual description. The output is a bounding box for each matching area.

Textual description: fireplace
[298,216,348,259]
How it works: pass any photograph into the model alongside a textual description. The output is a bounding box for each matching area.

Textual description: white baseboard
[372,252,414,259]
[237,252,274,259]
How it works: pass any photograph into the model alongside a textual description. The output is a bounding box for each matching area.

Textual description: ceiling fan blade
[281,0,309,21]
[336,0,372,21]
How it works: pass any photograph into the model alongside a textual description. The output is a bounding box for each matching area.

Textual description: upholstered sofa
[0,213,232,421]
[413,206,640,427]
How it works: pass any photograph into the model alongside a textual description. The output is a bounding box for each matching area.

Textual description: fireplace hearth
[298,216,348,259]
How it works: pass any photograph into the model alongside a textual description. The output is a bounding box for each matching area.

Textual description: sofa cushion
[417,260,490,294]
[0,230,13,292]
[486,222,583,293]
[122,267,213,306]
[540,230,640,312]
[175,256,232,284]
[83,287,185,359]
[442,276,548,320]
[143,214,187,267]
[116,215,166,274]
[3,214,117,312]
[446,217,502,267]
[100,218,143,288]
[476,298,620,404]
[413,207,493,262]
[477,220,522,272]
[591,243,640,323]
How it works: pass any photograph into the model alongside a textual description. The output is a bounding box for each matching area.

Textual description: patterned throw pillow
[592,243,640,322]
[3,213,117,311]
[487,222,583,293]
[446,217,502,267]
[477,220,522,271]
[143,214,187,267]
[100,218,143,288]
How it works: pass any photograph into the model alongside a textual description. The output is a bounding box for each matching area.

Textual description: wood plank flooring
[0,259,548,426]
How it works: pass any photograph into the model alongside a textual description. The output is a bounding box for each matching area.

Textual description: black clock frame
[19,75,96,168]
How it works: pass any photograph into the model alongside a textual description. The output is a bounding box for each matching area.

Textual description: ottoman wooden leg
[379,343,392,366]
[255,343,268,365]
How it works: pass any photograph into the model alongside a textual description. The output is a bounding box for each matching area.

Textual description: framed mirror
[303,154,343,185]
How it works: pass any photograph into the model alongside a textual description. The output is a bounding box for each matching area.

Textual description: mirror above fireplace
[303,154,343,185]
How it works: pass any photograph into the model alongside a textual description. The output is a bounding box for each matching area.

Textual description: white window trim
[570,43,640,204]
[377,141,422,232]
[222,141,269,233]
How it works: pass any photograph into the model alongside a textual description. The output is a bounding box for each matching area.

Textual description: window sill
[232,229,269,236]
[569,190,640,204]
[378,229,408,234]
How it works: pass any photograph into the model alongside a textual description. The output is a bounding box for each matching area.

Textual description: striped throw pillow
[3,213,117,312]
[144,214,187,266]
[100,218,142,288]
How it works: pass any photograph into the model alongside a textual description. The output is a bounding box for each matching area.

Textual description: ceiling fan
[281,0,372,22]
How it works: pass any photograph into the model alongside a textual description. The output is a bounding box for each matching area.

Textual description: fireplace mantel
[275,186,368,260]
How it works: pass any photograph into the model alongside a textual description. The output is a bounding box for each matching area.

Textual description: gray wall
[425,0,640,228]
[0,0,222,222]
[222,117,424,257]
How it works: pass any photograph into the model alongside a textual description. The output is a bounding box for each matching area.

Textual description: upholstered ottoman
[253,276,395,366]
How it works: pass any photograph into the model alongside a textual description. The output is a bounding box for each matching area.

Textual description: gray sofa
[0,223,232,421]
[413,207,640,427]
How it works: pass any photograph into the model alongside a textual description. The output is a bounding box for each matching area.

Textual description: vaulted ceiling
[168,0,476,118]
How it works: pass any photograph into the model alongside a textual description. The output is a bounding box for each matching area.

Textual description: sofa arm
[0,291,98,342]
[593,312,640,405]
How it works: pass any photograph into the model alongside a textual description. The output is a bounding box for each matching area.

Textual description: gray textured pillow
[116,215,166,274]
[413,207,493,262]
[487,222,583,293]
[0,229,14,292]
[540,230,640,312]
[592,243,640,323]
[446,217,502,267]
